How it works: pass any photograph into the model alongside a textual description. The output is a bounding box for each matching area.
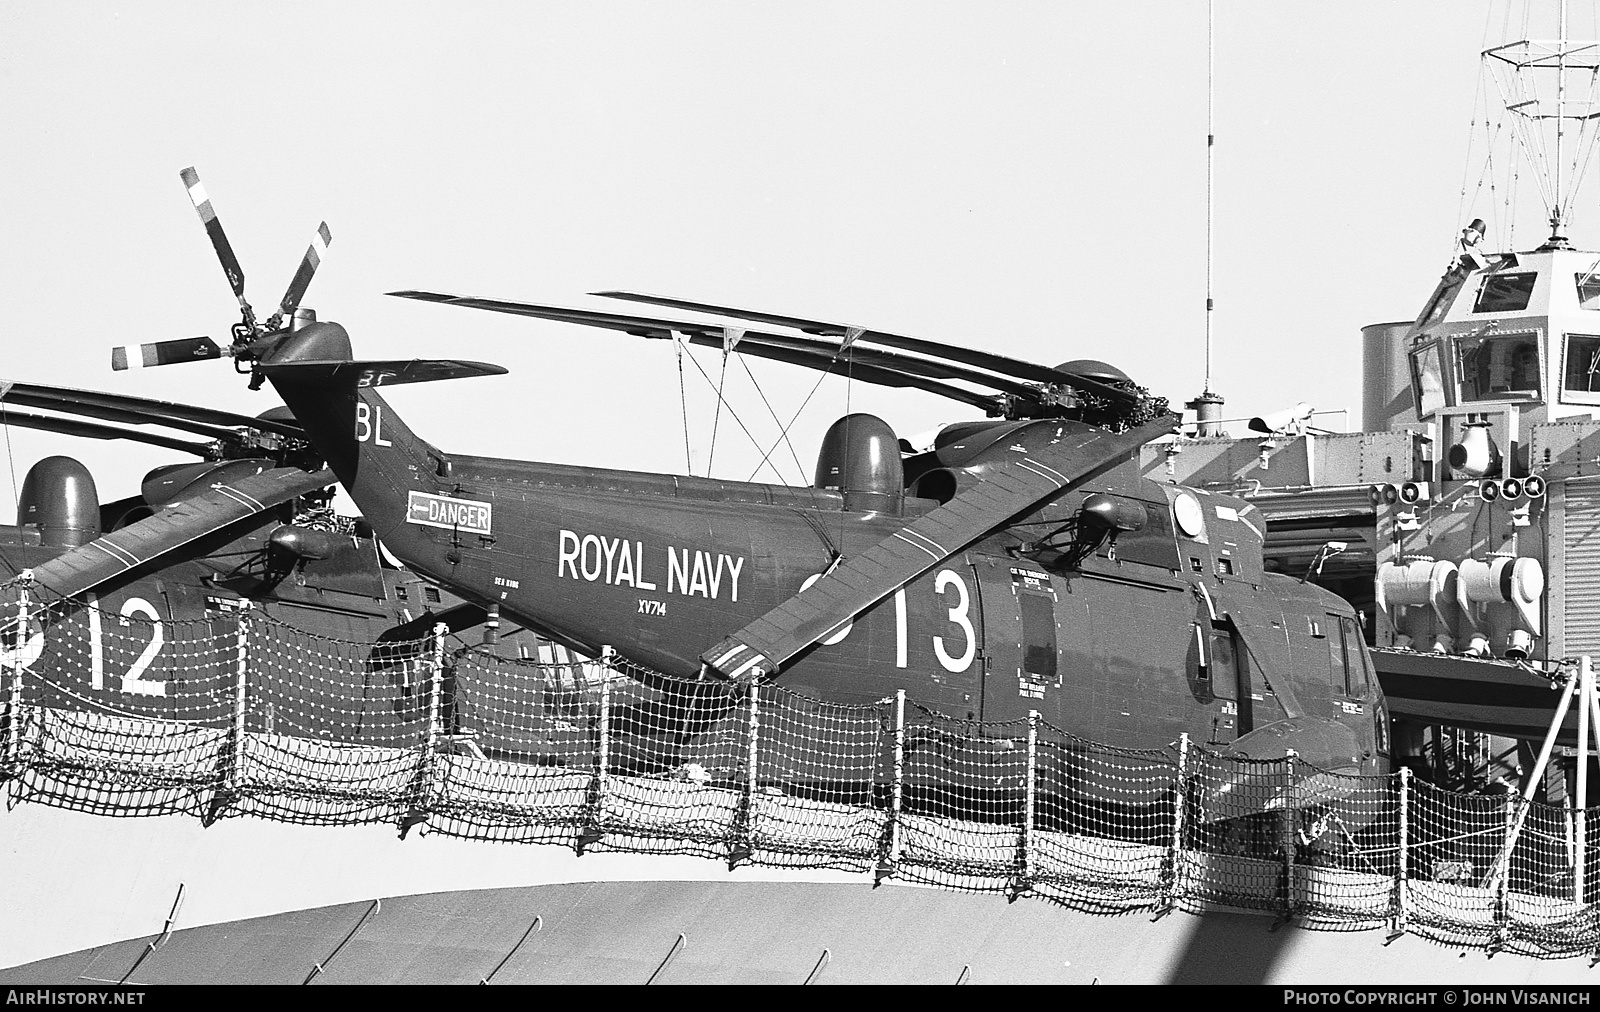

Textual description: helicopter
[112,167,1394,810]
[0,234,568,741]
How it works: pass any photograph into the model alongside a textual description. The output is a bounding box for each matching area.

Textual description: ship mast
[1190,0,1225,436]
[1482,0,1600,250]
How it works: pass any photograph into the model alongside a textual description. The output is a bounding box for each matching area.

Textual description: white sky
[0,2,1591,521]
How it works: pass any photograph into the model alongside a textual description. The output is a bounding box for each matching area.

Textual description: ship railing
[1,590,1598,959]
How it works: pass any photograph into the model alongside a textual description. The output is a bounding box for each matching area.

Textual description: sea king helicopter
[107,167,1393,801]
[0,208,560,734]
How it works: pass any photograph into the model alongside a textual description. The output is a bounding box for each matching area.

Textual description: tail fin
[257,320,505,542]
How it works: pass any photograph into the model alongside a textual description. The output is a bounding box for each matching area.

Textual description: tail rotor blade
[277,222,332,321]
[112,337,223,371]
[179,166,254,322]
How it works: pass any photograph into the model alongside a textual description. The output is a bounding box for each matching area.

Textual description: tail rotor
[114,167,333,375]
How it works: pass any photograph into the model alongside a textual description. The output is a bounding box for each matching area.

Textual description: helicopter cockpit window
[1576,273,1600,310]
[1564,334,1600,398]
[1454,332,1541,401]
[1473,272,1537,314]
[1409,341,1448,418]
[1104,500,1180,571]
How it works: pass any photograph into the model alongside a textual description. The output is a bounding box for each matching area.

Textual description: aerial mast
[1483,0,1600,250]
[1188,0,1225,436]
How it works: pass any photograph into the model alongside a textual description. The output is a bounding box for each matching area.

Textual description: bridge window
[1473,272,1537,313]
[1455,332,1540,401]
[1578,274,1600,310]
[1410,341,1448,417]
[1564,334,1600,398]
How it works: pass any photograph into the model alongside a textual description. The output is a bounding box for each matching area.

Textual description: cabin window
[424,586,441,604]
[1473,272,1537,313]
[1454,332,1540,401]
[1410,342,1448,418]
[1208,629,1238,701]
[1577,274,1600,310]
[1018,591,1057,682]
[1564,334,1600,398]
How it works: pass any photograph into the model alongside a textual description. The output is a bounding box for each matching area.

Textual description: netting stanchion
[206,603,251,825]
[401,623,447,838]
[1,587,29,801]
[1278,751,1299,925]
[1156,732,1191,917]
[1011,709,1039,900]
[727,681,759,869]
[576,659,612,855]
[875,688,905,885]
[1492,787,1517,953]
[1390,765,1411,941]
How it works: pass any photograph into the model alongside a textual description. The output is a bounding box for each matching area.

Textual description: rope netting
[8,596,1600,956]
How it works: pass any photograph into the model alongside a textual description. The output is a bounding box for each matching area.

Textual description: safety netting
[7,596,1600,958]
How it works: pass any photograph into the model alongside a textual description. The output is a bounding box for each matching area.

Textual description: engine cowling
[814,414,904,515]
[18,456,100,548]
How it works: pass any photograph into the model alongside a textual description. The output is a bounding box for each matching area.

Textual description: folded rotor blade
[0,407,213,457]
[387,290,1016,411]
[111,336,223,371]
[180,166,248,304]
[21,466,336,601]
[592,290,1140,406]
[667,328,1005,412]
[278,222,333,319]
[699,414,1177,681]
[0,381,304,438]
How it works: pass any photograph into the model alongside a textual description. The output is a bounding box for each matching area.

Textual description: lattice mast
[1482,1,1600,249]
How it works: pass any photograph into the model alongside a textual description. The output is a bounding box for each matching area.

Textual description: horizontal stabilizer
[260,359,507,387]
[111,337,223,371]
[21,466,335,600]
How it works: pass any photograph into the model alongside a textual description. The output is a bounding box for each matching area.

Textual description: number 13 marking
[889,569,976,672]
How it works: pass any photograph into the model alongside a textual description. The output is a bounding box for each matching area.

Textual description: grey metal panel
[1562,479,1600,659]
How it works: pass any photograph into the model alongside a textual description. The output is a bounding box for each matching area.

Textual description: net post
[1157,732,1192,916]
[1389,764,1411,941]
[1012,709,1038,900]
[577,652,612,855]
[1277,749,1298,925]
[876,688,905,885]
[728,681,759,870]
[228,602,251,794]
[2,587,29,794]
[401,622,447,839]
[1493,785,1516,953]
[204,600,249,826]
